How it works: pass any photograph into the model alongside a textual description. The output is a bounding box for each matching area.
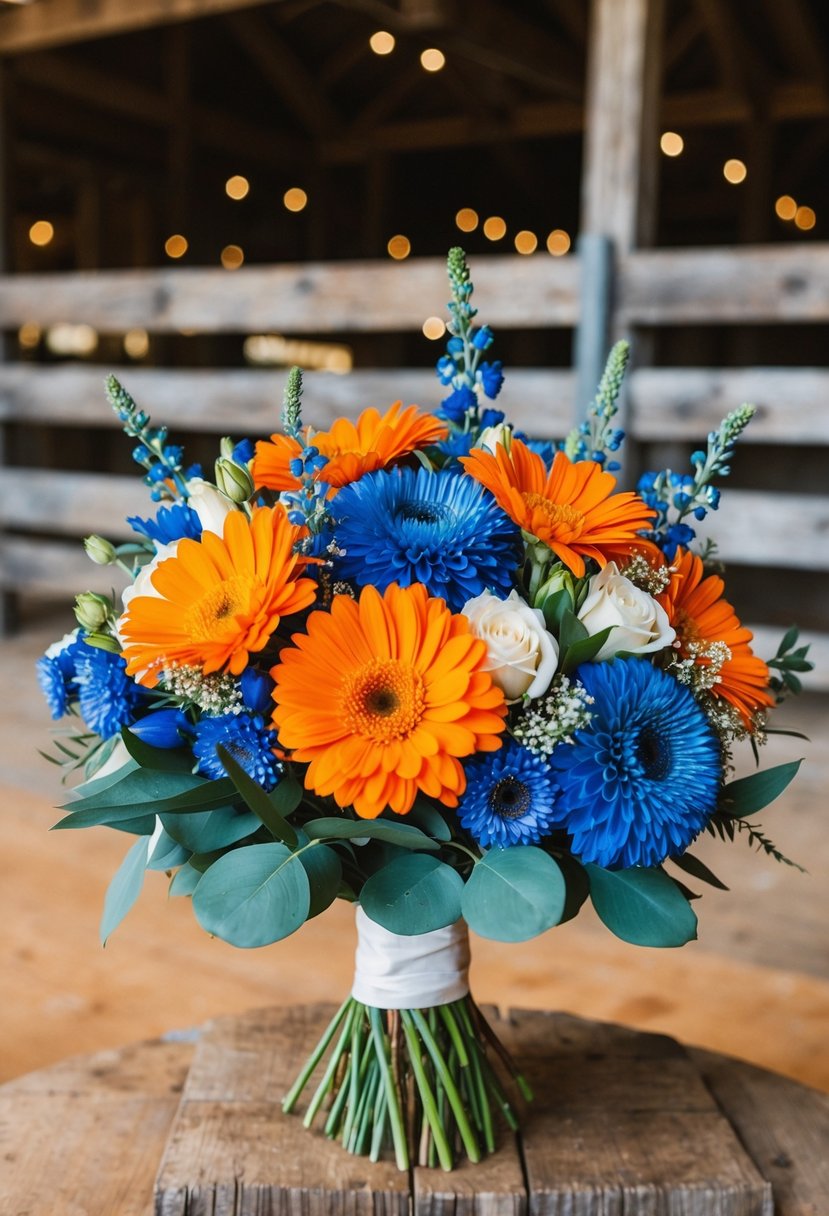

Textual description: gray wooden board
[154,1006,775,1216]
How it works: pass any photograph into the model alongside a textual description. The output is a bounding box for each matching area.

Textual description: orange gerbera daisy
[120,506,317,687]
[271,582,507,818]
[657,546,773,730]
[460,441,655,578]
[252,402,448,494]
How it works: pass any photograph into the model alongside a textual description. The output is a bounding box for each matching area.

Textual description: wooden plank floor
[3,604,828,1092]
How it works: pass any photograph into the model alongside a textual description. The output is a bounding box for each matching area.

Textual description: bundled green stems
[283,996,532,1171]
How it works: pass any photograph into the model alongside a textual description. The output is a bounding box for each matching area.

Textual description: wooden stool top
[1,1005,827,1216]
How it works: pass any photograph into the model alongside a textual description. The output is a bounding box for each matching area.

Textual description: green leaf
[462,847,565,942]
[269,767,304,819]
[553,852,591,923]
[775,625,800,657]
[146,826,190,871]
[169,863,202,897]
[560,626,614,675]
[360,854,463,935]
[558,609,588,655]
[70,758,139,802]
[586,864,698,947]
[393,797,451,842]
[55,773,236,830]
[100,836,150,945]
[216,744,298,847]
[120,726,195,774]
[541,589,571,633]
[298,842,342,918]
[669,851,729,891]
[720,760,803,817]
[160,807,260,854]
[192,842,310,947]
[303,817,439,851]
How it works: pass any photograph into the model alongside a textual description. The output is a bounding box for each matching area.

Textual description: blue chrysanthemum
[36,631,85,719]
[74,646,147,739]
[193,712,282,791]
[549,658,722,869]
[333,466,520,611]
[128,503,202,545]
[458,739,561,848]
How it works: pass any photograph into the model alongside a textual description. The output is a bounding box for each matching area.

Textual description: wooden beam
[581,0,665,250]
[0,256,581,332]
[619,245,829,324]
[758,0,828,89]
[225,9,340,139]
[692,0,767,116]
[694,489,829,570]
[0,0,289,55]
[664,9,704,72]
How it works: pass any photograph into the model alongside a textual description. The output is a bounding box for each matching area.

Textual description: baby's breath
[512,676,594,758]
[162,665,243,715]
[620,552,672,595]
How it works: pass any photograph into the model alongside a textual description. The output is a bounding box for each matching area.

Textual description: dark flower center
[395,501,452,526]
[366,687,400,717]
[490,776,531,819]
[635,727,671,780]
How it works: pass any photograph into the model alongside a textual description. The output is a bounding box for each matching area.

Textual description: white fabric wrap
[351,906,470,1010]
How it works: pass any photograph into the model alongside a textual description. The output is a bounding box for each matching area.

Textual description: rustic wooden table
[1,1005,827,1216]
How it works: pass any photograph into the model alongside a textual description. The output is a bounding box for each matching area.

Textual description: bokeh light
[546,229,571,256]
[387,234,411,259]
[483,216,506,241]
[283,187,308,212]
[221,244,244,269]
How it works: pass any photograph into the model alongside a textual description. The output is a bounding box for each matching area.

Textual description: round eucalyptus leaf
[586,864,698,947]
[193,842,310,947]
[462,847,565,942]
[299,842,342,918]
[360,853,463,935]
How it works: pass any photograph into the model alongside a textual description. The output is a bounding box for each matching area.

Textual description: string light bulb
[660,131,684,157]
[794,205,816,231]
[514,230,538,255]
[369,31,395,55]
[29,220,54,247]
[723,158,747,184]
[164,234,188,259]
[546,229,571,256]
[422,317,446,340]
[221,244,244,270]
[420,48,445,72]
[283,187,308,212]
[387,234,411,260]
[775,195,797,221]
[225,175,250,200]
[483,216,506,241]
[455,208,478,232]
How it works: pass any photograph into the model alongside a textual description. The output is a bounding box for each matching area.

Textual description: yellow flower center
[342,659,425,743]
[184,576,249,640]
[522,493,584,538]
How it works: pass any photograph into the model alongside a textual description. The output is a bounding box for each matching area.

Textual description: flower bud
[477,423,512,455]
[82,631,122,654]
[214,457,254,503]
[74,591,112,632]
[533,565,576,611]
[84,534,117,565]
[219,436,235,459]
[129,708,190,749]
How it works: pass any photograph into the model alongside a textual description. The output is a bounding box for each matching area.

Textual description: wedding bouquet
[38,249,810,1171]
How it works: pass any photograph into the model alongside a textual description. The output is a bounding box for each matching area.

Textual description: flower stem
[303,1001,358,1128]
[400,1009,454,1171]
[282,997,353,1113]
[369,1007,410,1171]
[409,1007,481,1164]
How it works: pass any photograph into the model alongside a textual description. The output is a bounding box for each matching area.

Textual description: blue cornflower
[232,438,255,465]
[128,503,202,545]
[458,739,561,848]
[439,385,477,423]
[192,712,282,791]
[477,360,504,400]
[471,325,494,351]
[74,646,147,739]
[130,708,191,749]
[36,631,85,719]
[549,658,722,869]
[333,466,520,611]
[240,666,275,713]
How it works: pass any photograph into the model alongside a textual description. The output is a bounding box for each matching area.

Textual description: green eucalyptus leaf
[160,807,260,854]
[298,842,342,918]
[55,774,236,830]
[560,626,614,674]
[216,744,298,847]
[100,835,150,945]
[541,589,571,632]
[303,817,439,851]
[70,758,139,802]
[554,852,591,923]
[360,853,463,935]
[192,842,310,947]
[557,609,588,655]
[120,726,195,774]
[146,825,191,871]
[462,847,565,942]
[404,798,452,842]
[269,767,304,818]
[720,760,803,817]
[586,864,698,947]
[169,863,202,897]
[109,815,158,836]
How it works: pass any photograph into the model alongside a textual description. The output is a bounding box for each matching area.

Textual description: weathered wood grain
[691,1048,829,1216]
[693,489,829,569]
[500,1010,772,1216]
[628,366,829,443]
[0,1039,192,1216]
[0,257,581,332]
[0,535,129,595]
[619,246,829,323]
[0,468,148,536]
[155,1004,412,1216]
[0,364,575,437]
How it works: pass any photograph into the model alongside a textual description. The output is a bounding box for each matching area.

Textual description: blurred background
[0,0,827,1091]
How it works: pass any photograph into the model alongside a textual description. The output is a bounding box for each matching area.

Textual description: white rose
[577,562,675,661]
[477,423,512,455]
[462,589,558,703]
[116,540,180,645]
[187,477,235,535]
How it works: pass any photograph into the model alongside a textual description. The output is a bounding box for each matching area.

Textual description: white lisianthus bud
[462,589,558,703]
[477,423,512,455]
[84,534,117,565]
[215,457,254,503]
[187,477,236,535]
[577,561,675,661]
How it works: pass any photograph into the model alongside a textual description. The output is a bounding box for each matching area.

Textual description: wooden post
[576,0,665,483]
